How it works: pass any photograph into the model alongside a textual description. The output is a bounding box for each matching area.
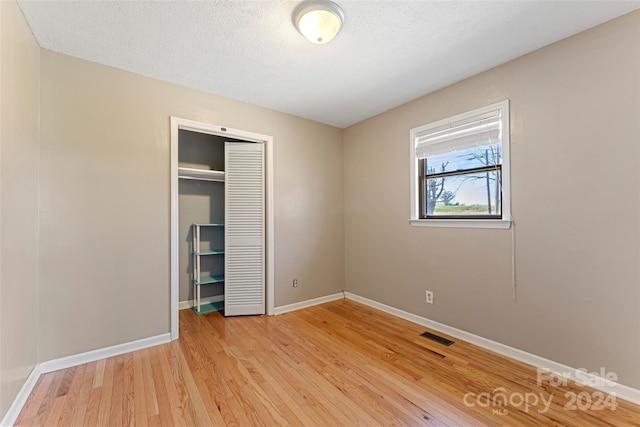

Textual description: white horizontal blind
[415,110,501,159]
[225,142,265,316]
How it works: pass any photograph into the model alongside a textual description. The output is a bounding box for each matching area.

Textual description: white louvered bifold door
[224,142,265,316]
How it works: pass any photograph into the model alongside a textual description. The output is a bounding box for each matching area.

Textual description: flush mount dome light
[293,0,345,44]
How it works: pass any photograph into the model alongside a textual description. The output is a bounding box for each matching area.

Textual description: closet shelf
[194,275,225,285]
[178,167,225,182]
[194,249,224,256]
[193,301,224,314]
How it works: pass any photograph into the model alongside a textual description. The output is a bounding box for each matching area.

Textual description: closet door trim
[170,117,274,339]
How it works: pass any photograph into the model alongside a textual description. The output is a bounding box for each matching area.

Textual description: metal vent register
[420,331,454,346]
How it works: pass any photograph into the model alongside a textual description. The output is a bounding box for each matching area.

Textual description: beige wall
[343,11,640,389]
[38,50,344,361]
[0,0,40,417]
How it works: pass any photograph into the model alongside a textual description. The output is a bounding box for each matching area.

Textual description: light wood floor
[15,299,640,426]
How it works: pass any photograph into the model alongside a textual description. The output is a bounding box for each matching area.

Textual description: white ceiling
[17,1,639,128]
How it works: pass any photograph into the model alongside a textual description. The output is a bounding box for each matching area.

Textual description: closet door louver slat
[224,142,265,316]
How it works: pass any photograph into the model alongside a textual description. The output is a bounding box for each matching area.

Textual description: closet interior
[177,129,265,316]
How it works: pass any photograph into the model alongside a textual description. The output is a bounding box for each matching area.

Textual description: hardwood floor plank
[80,381,101,427]
[140,348,159,421]
[121,352,135,427]
[147,345,178,427]
[68,362,96,427]
[108,355,124,427]
[42,396,66,427]
[96,356,115,427]
[13,299,640,426]
[92,359,106,389]
[157,343,193,426]
[176,316,228,426]
[132,350,149,427]
[57,365,86,427]
[31,370,65,427]
[176,344,215,426]
[55,366,77,398]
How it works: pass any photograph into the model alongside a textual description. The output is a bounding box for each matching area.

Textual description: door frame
[170,116,275,340]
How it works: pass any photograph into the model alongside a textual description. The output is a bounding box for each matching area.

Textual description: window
[410,100,511,228]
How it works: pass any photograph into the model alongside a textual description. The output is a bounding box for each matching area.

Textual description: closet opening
[170,117,274,340]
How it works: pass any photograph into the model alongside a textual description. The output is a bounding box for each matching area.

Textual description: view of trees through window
[423,144,502,217]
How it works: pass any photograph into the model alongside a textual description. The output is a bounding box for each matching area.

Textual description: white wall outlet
[425,290,434,304]
[293,278,298,288]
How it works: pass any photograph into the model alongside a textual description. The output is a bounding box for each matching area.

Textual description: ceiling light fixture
[292,0,345,44]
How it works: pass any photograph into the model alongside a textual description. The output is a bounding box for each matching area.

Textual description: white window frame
[409,100,512,229]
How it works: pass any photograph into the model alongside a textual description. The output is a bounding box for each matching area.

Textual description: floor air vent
[420,331,454,346]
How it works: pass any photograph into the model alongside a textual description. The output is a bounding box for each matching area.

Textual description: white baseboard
[274,292,344,315]
[345,292,640,405]
[39,333,171,374]
[0,366,41,427]
[0,332,171,426]
[179,295,224,310]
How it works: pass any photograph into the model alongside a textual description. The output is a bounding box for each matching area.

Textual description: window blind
[415,110,502,159]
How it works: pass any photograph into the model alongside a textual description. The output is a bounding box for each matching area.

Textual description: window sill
[409,218,512,229]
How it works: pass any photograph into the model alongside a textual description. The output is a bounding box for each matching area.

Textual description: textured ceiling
[17,1,639,128]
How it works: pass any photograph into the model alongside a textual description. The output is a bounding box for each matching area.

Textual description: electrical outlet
[425,290,434,304]
[293,278,298,288]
